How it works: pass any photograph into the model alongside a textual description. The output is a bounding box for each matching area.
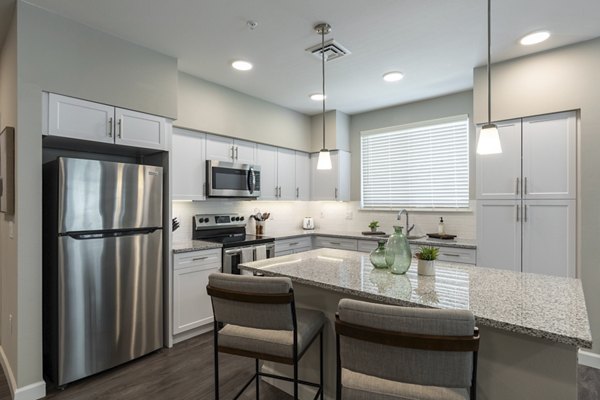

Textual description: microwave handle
[248,167,256,194]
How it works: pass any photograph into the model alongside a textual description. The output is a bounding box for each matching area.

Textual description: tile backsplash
[172,200,476,242]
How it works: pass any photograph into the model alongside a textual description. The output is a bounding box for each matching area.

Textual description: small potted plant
[415,246,439,276]
[368,220,379,233]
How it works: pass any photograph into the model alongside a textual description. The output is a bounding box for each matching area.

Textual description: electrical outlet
[345,211,353,220]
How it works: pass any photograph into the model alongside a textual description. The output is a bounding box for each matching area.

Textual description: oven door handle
[247,167,256,194]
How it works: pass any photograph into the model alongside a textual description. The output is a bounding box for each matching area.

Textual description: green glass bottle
[369,240,389,269]
[385,226,412,274]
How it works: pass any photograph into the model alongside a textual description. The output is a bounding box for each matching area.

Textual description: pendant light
[315,23,332,170]
[476,0,502,155]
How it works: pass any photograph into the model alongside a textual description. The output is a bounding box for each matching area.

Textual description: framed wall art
[0,126,15,214]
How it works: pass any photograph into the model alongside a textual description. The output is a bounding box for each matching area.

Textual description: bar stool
[206,273,325,400]
[335,299,479,400]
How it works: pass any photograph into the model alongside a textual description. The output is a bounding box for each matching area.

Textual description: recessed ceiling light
[520,31,550,46]
[310,93,326,101]
[382,71,404,82]
[231,60,253,71]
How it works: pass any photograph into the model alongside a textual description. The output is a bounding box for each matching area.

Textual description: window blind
[361,115,469,209]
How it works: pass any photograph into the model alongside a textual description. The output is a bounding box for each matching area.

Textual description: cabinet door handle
[524,204,528,222]
[296,187,299,198]
[516,204,520,222]
[524,177,528,195]
[275,187,278,197]
[235,146,239,160]
[289,242,299,246]
[330,241,341,245]
[279,186,282,197]
[117,117,123,138]
[442,253,460,257]
[335,188,338,199]
[192,256,208,261]
[230,146,235,160]
[515,177,519,195]
[108,117,113,137]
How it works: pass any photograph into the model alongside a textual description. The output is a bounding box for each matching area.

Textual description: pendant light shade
[476,0,502,155]
[315,22,332,170]
[317,149,332,170]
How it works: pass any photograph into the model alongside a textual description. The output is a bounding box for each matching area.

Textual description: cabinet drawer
[174,248,221,270]
[275,237,312,253]
[357,240,379,253]
[436,247,477,265]
[314,236,357,251]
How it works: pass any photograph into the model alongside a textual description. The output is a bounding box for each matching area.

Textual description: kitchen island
[239,248,592,400]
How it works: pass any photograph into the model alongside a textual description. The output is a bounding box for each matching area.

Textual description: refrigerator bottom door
[57,229,163,385]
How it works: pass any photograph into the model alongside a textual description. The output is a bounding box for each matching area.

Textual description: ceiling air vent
[306,39,351,62]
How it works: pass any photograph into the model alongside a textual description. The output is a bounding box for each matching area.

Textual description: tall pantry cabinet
[476,111,577,277]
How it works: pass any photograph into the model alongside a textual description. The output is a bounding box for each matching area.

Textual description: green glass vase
[385,226,412,274]
[369,240,389,269]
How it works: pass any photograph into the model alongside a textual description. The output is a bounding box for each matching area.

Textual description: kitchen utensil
[302,217,315,230]
[262,212,270,220]
[172,217,180,232]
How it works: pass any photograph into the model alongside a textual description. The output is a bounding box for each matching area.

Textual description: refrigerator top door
[58,157,163,233]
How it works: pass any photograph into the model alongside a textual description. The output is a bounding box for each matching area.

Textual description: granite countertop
[268,229,477,249]
[239,248,592,348]
[172,240,222,254]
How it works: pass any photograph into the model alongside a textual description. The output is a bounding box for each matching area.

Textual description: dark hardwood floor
[0,332,292,400]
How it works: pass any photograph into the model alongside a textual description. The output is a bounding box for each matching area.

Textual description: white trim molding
[0,346,46,400]
[579,349,600,370]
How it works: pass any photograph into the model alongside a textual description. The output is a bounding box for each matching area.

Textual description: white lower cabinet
[357,240,379,253]
[173,249,221,335]
[477,199,575,277]
[275,237,312,256]
[314,236,357,251]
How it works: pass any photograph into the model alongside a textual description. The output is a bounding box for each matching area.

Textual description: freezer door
[58,158,163,233]
[57,229,163,385]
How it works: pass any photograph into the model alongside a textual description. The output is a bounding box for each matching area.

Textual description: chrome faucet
[397,209,415,236]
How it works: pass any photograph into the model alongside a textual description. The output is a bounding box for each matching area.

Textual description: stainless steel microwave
[206,160,261,198]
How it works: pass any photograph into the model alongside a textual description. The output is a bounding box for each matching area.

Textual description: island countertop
[239,248,592,348]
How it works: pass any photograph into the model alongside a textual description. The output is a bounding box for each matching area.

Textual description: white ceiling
[23,0,600,115]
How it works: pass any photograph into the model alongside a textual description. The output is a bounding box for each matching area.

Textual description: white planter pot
[418,259,435,276]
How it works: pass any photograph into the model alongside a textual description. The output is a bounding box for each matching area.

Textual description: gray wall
[349,90,475,201]
[473,37,600,354]
[177,72,311,152]
[10,0,179,391]
[0,8,17,388]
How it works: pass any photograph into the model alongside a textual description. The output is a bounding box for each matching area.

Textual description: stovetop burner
[192,213,275,248]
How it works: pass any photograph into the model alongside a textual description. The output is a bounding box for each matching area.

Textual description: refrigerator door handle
[66,228,161,240]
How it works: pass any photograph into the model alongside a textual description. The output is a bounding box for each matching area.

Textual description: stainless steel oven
[207,160,261,198]
[224,243,275,274]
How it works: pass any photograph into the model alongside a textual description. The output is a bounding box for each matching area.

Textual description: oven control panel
[193,214,246,229]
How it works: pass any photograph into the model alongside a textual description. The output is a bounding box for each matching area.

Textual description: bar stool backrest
[337,299,478,389]
[208,273,295,331]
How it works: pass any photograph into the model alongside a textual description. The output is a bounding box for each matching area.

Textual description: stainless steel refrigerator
[43,157,163,386]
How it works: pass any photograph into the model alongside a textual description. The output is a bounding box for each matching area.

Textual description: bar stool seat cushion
[342,368,469,400]
[218,308,325,359]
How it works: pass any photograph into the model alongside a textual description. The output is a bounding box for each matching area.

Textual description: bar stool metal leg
[319,331,324,400]
[213,320,220,400]
[255,359,260,400]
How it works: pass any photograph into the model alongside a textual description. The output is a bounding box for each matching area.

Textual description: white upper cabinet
[277,148,296,200]
[310,150,351,201]
[522,112,576,200]
[476,120,522,200]
[48,93,114,144]
[477,200,522,272]
[46,93,170,151]
[172,128,206,200]
[114,108,167,150]
[256,144,278,200]
[205,134,256,164]
[295,152,310,200]
[521,200,576,277]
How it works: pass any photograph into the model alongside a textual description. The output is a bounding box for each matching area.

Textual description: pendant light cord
[322,28,326,150]
[487,0,492,125]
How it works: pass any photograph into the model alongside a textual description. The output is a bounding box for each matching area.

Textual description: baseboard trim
[579,349,600,369]
[172,324,213,345]
[0,346,46,400]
